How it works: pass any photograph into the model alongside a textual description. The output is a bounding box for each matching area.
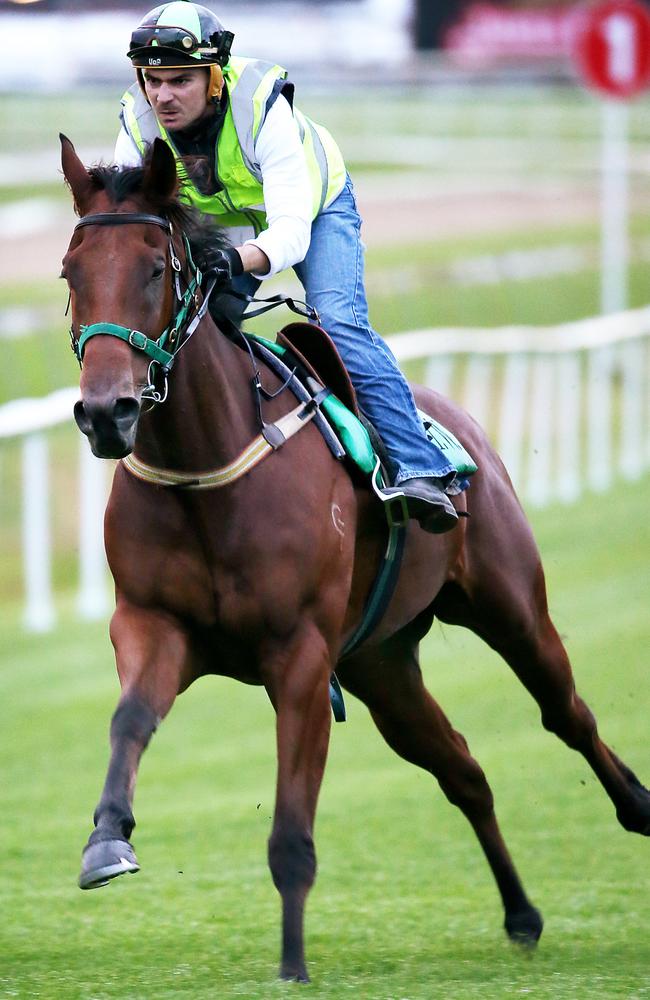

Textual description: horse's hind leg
[460,582,650,835]
[439,486,650,835]
[338,636,543,945]
[78,600,190,890]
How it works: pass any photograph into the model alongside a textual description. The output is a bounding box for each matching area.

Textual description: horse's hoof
[616,804,650,835]
[504,906,544,947]
[279,965,310,983]
[78,838,140,890]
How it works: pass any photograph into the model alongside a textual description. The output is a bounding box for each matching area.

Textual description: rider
[115,0,459,533]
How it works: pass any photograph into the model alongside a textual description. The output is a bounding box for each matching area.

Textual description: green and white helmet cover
[128,1,233,67]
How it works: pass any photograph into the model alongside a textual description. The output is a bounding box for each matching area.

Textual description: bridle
[67,210,318,409]
[67,208,326,490]
[68,211,214,405]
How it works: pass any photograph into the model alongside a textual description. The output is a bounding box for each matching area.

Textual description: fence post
[619,339,644,481]
[498,353,529,494]
[21,433,54,632]
[587,346,613,492]
[556,352,582,503]
[77,438,110,620]
[526,355,554,507]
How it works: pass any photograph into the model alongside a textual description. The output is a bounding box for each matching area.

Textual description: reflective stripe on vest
[120,56,346,227]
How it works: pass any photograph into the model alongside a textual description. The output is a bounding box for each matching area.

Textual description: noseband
[69,211,213,404]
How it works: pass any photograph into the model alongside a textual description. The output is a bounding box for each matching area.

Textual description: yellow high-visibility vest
[121,55,347,233]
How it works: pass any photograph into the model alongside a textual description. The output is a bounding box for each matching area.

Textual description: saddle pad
[418,410,478,479]
[247,333,476,482]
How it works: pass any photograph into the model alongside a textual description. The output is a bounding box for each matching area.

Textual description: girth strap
[328,515,407,723]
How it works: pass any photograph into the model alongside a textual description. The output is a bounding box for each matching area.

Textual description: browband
[75,212,171,232]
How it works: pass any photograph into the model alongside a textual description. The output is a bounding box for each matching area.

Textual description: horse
[60,134,650,983]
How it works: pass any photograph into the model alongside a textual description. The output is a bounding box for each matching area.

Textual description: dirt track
[3,178,606,285]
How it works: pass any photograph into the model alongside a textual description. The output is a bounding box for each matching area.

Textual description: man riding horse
[114,0,461,533]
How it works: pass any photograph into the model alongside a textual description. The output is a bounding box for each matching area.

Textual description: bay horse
[61,134,650,982]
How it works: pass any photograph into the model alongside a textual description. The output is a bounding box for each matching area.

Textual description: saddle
[247,321,477,489]
[277,322,359,416]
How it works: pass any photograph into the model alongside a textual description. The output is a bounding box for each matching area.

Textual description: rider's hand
[212,247,244,286]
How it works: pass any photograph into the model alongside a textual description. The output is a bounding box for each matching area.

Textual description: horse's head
[61,135,180,458]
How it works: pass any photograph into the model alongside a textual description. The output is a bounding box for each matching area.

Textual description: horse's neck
[135,317,257,472]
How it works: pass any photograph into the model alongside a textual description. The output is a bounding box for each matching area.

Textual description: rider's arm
[241,94,312,280]
[114,126,143,167]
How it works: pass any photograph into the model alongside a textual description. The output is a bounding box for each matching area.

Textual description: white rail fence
[0,387,109,632]
[1,304,650,632]
[395,304,650,508]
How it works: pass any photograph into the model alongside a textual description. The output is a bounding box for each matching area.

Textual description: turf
[2,474,650,999]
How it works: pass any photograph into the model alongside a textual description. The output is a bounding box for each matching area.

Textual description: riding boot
[377,477,458,534]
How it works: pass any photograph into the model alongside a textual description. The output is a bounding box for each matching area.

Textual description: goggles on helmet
[128,24,233,65]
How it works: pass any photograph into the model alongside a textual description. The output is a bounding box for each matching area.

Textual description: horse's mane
[86,159,231,276]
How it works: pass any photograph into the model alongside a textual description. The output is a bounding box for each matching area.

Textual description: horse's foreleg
[79,601,189,889]
[262,623,332,982]
[339,636,543,945]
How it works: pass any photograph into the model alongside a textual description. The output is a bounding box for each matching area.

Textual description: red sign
[574,0,650,98]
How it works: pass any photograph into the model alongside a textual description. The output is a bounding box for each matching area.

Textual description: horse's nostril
[113,397,140,431]
[74,400,92,434]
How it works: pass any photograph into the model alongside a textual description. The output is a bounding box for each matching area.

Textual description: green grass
[0,91,121,154]
[1,475,650,998]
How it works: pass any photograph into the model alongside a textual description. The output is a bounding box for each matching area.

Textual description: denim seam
[350,217,363,331]
[396,466,456,485]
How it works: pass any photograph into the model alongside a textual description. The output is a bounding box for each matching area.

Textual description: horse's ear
[142,138,178,203]
[60,133,95,216]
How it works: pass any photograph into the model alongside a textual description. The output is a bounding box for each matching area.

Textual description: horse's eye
[152,262,165,281]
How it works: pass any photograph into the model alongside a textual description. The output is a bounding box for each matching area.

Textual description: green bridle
[69,211,209,402]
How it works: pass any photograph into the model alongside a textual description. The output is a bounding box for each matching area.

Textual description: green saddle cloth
[321,394,477,483]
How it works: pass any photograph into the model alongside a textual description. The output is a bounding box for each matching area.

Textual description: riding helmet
[128,2,234,99]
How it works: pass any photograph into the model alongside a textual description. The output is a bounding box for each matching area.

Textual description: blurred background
[1,0,649,627]
[1,4,650,996]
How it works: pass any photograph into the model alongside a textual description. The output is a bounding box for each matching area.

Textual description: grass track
[2,475,650,998]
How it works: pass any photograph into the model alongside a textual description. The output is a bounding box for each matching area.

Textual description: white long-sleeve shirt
[114,94,313,279]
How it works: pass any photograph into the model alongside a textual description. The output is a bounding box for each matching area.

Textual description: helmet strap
[136,68,148,102]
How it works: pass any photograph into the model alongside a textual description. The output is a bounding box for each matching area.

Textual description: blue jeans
[234,176,455,484]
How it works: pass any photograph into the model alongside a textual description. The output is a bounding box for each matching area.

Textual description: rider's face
[143,67,212,131]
